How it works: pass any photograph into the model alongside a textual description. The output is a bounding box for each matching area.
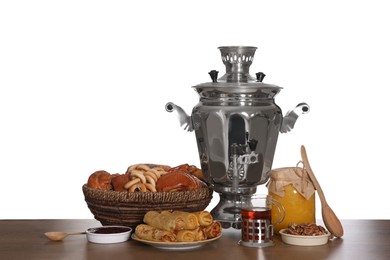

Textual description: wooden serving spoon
[45,231,85,241]
[301,145,344,238]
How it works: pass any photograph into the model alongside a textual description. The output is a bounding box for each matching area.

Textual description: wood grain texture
[0,219,389,259]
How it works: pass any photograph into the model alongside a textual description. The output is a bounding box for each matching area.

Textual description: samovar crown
[218,46,258,83]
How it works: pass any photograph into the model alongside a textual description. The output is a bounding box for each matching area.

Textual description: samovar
[166,46,309,228]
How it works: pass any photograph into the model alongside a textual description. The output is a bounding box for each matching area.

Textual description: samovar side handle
[165,102,194,132]
[280,102,310,133]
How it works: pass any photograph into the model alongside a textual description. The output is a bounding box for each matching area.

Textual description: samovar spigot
[230,136,259,193]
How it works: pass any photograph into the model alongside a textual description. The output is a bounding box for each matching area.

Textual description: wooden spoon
[45,231,85,241]
[301,145,344,238]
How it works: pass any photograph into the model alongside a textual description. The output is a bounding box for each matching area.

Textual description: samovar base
[210,186,257,229]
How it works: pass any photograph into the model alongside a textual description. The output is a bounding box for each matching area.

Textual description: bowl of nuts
[279,223,330,246]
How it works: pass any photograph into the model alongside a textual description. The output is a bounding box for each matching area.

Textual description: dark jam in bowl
[87,227,131,234]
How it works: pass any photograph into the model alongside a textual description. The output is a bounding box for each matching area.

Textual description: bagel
[145,183,157,192]
[129,183,147,192]
[144,172,158,184]
[145,169,161,181]
[130,171,147,184]
[144,175,156,187]
[136,164,151,171]
[124,178,141,189]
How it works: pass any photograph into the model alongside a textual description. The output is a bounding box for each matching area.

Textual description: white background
[1,0,389,220]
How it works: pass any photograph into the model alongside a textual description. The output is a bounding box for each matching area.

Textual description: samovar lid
[193,46,282,98]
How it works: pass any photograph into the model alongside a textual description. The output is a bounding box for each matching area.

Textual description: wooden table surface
[0,219,389,260]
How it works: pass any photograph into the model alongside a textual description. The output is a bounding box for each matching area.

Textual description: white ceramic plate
[279,228,330,246]
[131,233,221,250]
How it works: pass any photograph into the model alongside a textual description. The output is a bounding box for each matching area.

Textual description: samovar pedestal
[211,184,257,229]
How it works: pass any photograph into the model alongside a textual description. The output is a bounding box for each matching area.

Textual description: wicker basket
[82,184,214,229]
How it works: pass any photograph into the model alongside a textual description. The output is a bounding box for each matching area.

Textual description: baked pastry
[195,211,213,226]
[176,227,205,242]
[156,170,206,192]
[86,163,206,192]
[202,221,222,239]
[134,210,221,242]
[111,173,130,192]
[135,224,176,242]
[168,164,205,181]
[143,210,199,232]
[87,170,112,190]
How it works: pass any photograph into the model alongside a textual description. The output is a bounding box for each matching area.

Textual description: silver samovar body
[166,46,309,228]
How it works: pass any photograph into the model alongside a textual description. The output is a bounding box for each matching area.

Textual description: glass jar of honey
[267,165,315,233]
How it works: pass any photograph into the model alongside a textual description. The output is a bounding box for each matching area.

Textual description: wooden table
[0,219,389,260]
